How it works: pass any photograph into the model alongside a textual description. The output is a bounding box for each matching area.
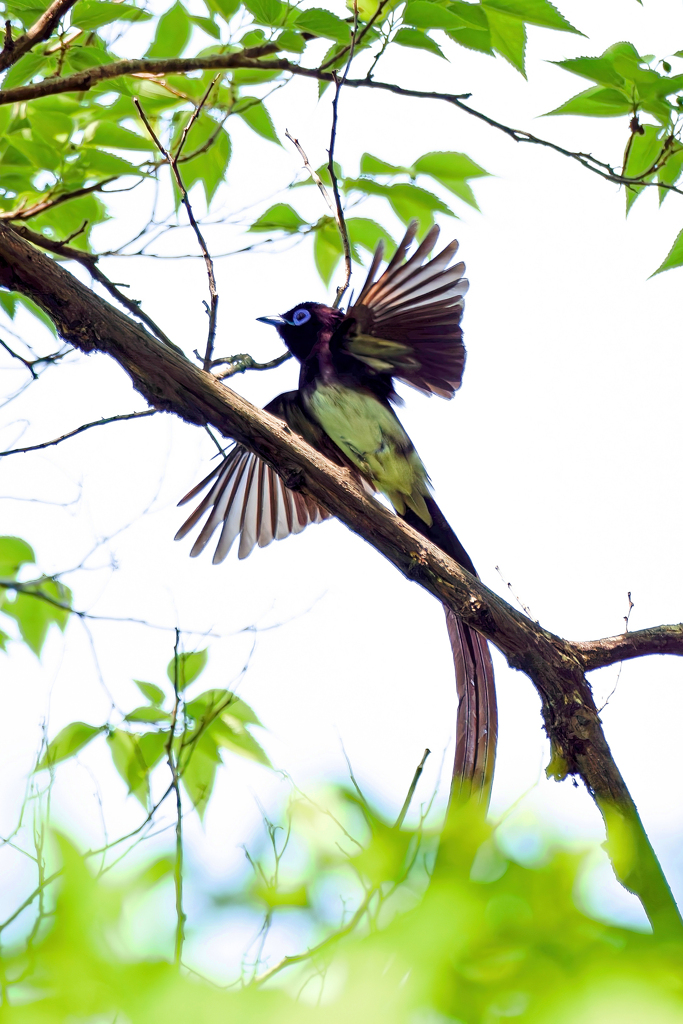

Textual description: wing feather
[342,221,469,398]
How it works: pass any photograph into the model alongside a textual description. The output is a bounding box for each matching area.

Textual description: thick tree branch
[0,220,681,938]
[0,0,78,73]
[576,625,683,671]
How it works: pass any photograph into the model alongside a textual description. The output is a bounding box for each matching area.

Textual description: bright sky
[1,0,682,975]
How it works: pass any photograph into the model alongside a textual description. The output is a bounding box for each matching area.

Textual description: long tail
[403,497,498,806]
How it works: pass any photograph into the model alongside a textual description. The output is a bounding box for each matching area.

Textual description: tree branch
[576,624,683,671]
[0,220,681,939]
[2,55,679,198]
[0,409,157,457]
[0,0,78,73]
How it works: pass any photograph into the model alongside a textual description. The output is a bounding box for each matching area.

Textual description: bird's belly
[305,383,432,522]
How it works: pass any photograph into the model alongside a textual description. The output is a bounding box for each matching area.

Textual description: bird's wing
[339,221,468,399]
[175,392,336,563]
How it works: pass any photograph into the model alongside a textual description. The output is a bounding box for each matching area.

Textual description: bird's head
[257,301,344,361]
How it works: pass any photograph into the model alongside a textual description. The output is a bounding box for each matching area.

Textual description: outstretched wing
[339,221,469,399]
[175,392,334,563]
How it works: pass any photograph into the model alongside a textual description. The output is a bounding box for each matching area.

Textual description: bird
[175,221,497,802]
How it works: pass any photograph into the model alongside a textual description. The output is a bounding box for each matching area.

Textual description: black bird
[176,222,497,801]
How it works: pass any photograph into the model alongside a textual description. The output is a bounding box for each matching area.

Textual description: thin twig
[328,0,358,308]
[0,179,118,221]
[134,81,220,372]
[0,410,157,457]
[284,129,337,216]
[394,748,430,829]
[209,350,292,379]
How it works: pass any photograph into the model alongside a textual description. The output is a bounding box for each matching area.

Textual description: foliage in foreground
[0,803,681,1023]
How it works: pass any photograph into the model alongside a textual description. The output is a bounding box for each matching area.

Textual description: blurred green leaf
[180,731,221,818]
[72,1,152,29]
[314,217,343,284]
[275,28,306,51]
[82,121,156,151]
[146,2,191,57]
[0,628,9,652]
[124,706,173,723]
[0,536,35,579]
[190,13,221,37]
[134,680,166,705]
[15,294,58,335]
[107,729,166,806]
[166,647,208,690]
[1,576,72,656]
[346,217,396,257]
[360,152,410,176]
[36,722,104,770]
[243,0,288,26]
[1,51,47,90]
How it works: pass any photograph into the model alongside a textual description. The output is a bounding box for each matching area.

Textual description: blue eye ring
[292,308,311,326]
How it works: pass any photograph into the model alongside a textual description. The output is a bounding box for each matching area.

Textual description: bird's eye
[292,308,311,326]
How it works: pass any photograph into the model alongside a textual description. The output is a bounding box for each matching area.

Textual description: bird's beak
[256,315,286,327]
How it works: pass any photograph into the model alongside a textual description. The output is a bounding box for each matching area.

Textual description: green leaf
[0,537,35,579]
[623,125,664,213]
[249,203,306,232]
[180,732,221,819]
[294,8,350,43]
[1,577,72,656]
[190,14,221,38]
[360,153,410,176]
[235,99,280,144]
[167,648,208,690]
[274,29,306,52]
[0,293,17,318]
[124,706,173,723]
[1,52,47,90]
[413,150,489,208]
[392,28,445,58]
[446,25,493,54]
[211,716,272,767]
[72,1,152,29]
[403,1,464,31]
[387,182,455,228]
[204,0,241,21]
[36,723,104,771]
[82,121,156,151]
[314,217,343,284]
[252,880,309,908]
[651,227,683,276]
[243,0,288,26]
[173,115,231,204]
[134,680,166,705]
[0,628,10,652]
[346,218,396,257]
[146,2,191,58]
[484,6,526,75]
[482,0,581,33]
[658,146,683,205]
[107,729,165,807]
[545,85,633,118]
[551,55,626,88]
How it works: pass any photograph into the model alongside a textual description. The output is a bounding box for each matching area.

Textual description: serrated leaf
[360,153,410,176]
[485,6,526,75]
[545,85,633,118]
[134,680,166,705]
[36,723,104,770]
[235,99,280,144]
[447,24,493,54]
[173,115,231,204]
[167,648,208,690]
[624,125,664,214]
[658,146,683,205]
[72,1,151,29]
[483,0,581,33]
[651,227,683,276]
[0,537,35,579]
[392,28,445,58]
[551,55,626,88]
[413,150,489,181]
[403,1,464,31]
[249,203,306,232]
[295,8,350,43]
[124,706,173,723]
[146,2,191,58]
[346,217,395,256]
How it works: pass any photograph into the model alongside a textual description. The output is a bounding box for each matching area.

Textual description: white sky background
[1,0,683,976]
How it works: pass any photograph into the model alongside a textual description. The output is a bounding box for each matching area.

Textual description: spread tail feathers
[402,496,498,806]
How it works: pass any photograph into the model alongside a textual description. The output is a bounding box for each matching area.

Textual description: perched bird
[176,221,497,801]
